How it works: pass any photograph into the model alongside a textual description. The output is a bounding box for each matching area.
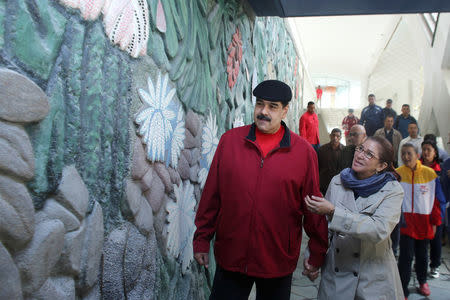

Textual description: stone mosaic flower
[226,27,243,89]
[170,107,185,168]
[59,0,105,20]
[201,112,219,167]
[135,72,185,168]
[103,0,149,57]
[233,114,244,128]
[58,0,149,58]
[198,167,208,189]
[198,112,220,188]
[166,181,196,274]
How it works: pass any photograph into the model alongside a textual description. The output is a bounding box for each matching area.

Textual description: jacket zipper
[261,147,281,168]
[244,140,282,273]
[244,140,263,274]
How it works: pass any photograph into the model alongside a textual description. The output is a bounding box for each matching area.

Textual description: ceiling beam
[247,0,450,17]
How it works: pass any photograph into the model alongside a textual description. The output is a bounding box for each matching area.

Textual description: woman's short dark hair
[421,140,440,163]
[367,136,401,180]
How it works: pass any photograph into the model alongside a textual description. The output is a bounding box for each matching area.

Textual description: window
[421,13,440,46]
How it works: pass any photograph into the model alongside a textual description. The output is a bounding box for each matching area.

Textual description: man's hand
[302,258,319,282]
[194,252,209,269]
[447,169,450,179]
[432,225,436,236]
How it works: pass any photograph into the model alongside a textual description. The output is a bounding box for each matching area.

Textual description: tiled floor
[249,233,450,300]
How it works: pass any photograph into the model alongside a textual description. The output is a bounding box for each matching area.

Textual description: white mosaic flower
[201,112,219,167]
[170,106,185,168]
[233,113,244,128]
[135,72,178,164]
[198,167,208,189]
[166,181,196,274]
[58,0,149,58]
[252,68,258,106]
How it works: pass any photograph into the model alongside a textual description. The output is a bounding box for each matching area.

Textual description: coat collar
[246,121,291,148]
[332,176,392,212]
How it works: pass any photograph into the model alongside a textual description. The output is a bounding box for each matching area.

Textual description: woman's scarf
[340,168,397,198]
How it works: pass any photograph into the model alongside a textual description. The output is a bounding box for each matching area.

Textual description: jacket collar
[332,175,393,212]
[246,121,291,148]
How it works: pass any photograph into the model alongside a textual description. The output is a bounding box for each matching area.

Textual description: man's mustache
[257,114,271,122]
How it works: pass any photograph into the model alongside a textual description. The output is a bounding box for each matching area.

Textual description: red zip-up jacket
[299,111,320,144]
[396,161,442,240]
[193,122,328,278]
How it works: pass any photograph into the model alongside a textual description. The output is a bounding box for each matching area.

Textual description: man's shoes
[417,283,431,296]
[429,267,440,278]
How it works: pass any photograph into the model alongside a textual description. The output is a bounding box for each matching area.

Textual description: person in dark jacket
[394,104,417,138]
[382,98,397,121]
[339,124,367,170]
[318,128,344,195]
[420,140,447,279]
[193,80,328,300]
[359,94,384,136]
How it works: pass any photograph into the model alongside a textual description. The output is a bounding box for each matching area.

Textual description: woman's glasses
[355,145,379,160]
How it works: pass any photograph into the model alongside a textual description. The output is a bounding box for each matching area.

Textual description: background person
[342,108,359,144]
[420,140,447,279]
[339,124,366,170]
[382,98,397,121]
[359,94,384,136]
[299,101,320,152]
[441,145,450,244]
[374,115,402,167]
[374,115,403,255]
[394,104,417,139]
[318,128,344,195]
[423,133,449,162]
[397,121,423,167]
[396,143,442,298]
[305,136,404,300]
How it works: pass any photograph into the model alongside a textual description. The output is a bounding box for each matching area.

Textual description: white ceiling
[287,15,402,83]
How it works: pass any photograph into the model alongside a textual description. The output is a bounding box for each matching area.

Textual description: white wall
[403,13,450,151]
[368,14,450,151]
[368,16,424,118]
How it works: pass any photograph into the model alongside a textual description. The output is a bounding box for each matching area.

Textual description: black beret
[252,80,292,104]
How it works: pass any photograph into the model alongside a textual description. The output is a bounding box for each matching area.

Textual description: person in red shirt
[193,80,328,300]
[316,85,323,101]
[342,108,359,144]
[299,101,320,152]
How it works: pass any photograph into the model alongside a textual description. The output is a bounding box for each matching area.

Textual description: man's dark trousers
[209,266,292,300]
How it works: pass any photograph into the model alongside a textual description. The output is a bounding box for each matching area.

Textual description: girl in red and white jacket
[396,143,441,299]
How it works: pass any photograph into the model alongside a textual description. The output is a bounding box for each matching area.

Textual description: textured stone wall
[0,0,305,299]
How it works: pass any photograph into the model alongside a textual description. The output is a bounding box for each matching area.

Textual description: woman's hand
[305,195,335,218]
[302,258,320,282]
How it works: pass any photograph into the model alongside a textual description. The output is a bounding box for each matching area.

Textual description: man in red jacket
[193,80,328,300]
[299,101,320,152]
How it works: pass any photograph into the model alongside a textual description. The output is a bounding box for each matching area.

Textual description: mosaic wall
[0,0,304,299]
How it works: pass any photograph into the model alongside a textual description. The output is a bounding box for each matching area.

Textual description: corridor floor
[249,233,450,299]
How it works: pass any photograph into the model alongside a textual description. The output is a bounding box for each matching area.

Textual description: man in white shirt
[398,121,423,167]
